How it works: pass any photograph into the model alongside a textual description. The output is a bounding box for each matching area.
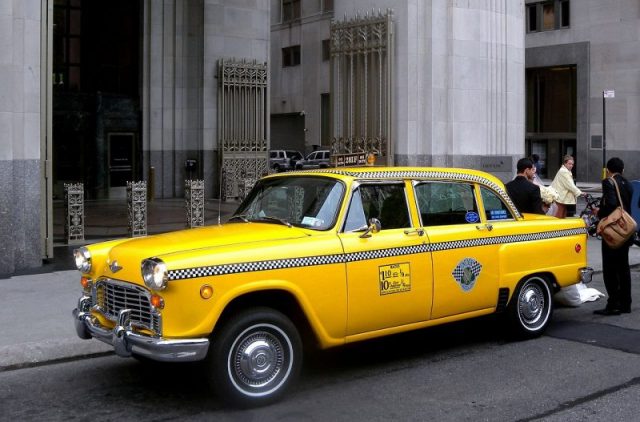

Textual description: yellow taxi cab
[72,167,593,406]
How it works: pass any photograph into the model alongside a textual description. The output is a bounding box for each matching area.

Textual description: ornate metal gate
[218,58,269,200]
[330,10,394,165]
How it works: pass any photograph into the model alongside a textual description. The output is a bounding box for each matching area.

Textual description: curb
[0,338,113,372]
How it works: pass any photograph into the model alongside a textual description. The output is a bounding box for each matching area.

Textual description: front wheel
[507,275,553,339]
[206,307,302,407]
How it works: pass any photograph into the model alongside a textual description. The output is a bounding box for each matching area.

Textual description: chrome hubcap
[518,281,546,327]
[238,337,280,383]
[229,324,292,396]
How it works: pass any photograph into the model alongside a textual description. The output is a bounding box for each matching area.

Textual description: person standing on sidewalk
[551,155,582,218]
[594,157,634,316]
[506,158,545,215]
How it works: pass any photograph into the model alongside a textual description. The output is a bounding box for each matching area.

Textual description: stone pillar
[64,183,85,244]
[185,179,205,228]
[127,181,147,237]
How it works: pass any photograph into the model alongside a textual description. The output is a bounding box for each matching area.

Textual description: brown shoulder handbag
[596,177,637,249]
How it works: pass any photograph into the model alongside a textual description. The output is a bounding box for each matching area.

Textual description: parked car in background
[72,166,593,407]
[269,150,303,172]
[295,149,331,169]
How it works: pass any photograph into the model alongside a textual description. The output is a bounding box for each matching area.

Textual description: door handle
[475,223,493,231]
[404,228,425,236]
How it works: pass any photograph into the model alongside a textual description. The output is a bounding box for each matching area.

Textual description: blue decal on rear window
[489,209,508,220]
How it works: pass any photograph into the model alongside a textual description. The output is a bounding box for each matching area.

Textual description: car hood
[102,223,310,272]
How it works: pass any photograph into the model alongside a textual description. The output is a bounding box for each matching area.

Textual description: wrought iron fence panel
[185,179,205,228]
[218,58,269,200]
[127,181,147,237]
[64,183,85,244]
[330,10,394,165]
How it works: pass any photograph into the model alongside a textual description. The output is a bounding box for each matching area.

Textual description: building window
[560,0,570,28]
[321,93,330,145]
[526,0,569,33]
[282,45,301,67]
[322,39,330,62]
[53,0,82,91]
[282,0,301,22]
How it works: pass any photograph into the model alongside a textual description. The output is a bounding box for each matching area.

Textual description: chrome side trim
[72,307,209,362]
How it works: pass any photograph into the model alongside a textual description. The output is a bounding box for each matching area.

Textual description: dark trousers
[601,241,632,310]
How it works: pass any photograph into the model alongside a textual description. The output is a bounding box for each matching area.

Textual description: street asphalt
[2,186,639,373]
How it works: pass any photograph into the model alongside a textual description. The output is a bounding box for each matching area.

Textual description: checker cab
[72,167,592,407]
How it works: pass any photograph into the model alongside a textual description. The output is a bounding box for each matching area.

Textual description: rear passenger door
[414,181,502,319]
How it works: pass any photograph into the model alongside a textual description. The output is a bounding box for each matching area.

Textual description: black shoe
[593,308,621,316]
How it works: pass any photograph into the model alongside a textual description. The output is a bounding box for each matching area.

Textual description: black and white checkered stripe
[166,227,586,281]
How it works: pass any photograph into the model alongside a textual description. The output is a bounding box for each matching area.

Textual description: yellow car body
[73,166,592,406]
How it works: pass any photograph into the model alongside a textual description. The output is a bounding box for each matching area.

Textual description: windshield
[232,176,345,230]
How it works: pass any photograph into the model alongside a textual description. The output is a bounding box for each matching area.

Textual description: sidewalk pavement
[2,231,640,372]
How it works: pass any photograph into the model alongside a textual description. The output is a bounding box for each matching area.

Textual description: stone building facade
[2,0,639,274]
[525,0,640,182]
[271,0,526,178]
[0,0,269,275]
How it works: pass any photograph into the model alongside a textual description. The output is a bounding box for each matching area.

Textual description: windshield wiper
[228,214,250,223]
[256,216,292,227]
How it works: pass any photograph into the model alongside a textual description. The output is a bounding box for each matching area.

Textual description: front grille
[94,278,161,335]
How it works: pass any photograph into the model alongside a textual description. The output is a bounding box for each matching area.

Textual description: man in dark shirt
[505,158,545,215]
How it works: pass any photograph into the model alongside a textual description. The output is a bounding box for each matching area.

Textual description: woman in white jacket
[551,155,582,218]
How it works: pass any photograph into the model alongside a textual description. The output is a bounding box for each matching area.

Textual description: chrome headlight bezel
[73,247,92,273]
[141,258,168,291]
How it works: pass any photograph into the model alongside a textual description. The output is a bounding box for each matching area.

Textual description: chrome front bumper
[73,296,209,362]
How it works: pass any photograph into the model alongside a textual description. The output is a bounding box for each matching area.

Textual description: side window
[343,184,411,231]
[415,182,479,226]
[480,186,515,221]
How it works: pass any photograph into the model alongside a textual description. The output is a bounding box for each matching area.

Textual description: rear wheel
[507,275,553,338]
[206,307,302,407]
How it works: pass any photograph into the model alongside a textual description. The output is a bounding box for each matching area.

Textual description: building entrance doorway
[50,0,142,243]
[526,138,577,180]
[526,65,577,179]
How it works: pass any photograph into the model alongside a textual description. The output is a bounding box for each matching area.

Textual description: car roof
[268,166,500,185]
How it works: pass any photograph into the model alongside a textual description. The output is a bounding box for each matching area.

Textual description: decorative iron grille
[218,58,269,200]
[185,179,205,228]
[127,181,147,237]
[330,10,394,165]
[64,183,84,244]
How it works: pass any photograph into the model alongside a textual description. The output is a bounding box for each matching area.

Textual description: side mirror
[359,218,382,238]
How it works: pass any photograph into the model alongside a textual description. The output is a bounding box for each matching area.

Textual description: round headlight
[73,247,92,273]
[141,258,168,290]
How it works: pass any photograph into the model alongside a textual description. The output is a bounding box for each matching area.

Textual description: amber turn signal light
[80,277,92,289]
[200,285,213,299]
[150,294,165,309]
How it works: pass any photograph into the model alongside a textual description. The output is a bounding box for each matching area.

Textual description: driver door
[338,181,433,336]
